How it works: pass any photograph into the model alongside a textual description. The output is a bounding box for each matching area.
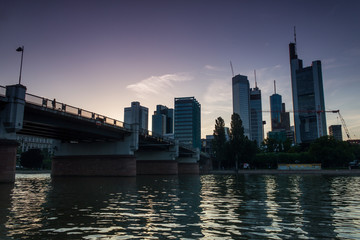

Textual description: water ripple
[1,174,360,239]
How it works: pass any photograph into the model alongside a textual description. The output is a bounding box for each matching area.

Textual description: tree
[213,117,226,169]
[229,113,246,170]
[20,148,44,169]
[309,136,354,168]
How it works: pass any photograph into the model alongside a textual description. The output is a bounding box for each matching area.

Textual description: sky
[1,0,360,140]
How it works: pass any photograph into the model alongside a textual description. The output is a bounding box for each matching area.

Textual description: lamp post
[16,46,24,85]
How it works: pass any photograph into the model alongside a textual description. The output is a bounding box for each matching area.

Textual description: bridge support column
[52,132,138,177]
[177,149,200,175]
[0,84,26,183]
[0,140,19,183]
[136,144,179,175]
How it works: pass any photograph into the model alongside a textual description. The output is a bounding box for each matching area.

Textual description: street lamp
[16,46,24,85]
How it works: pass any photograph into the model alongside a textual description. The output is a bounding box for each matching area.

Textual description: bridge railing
[24,92,130,130]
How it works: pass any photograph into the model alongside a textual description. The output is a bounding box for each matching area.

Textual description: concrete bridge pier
[177,149,200,174]
[0,84,26,183]
[52,125,139,177]
[135,143,179,175]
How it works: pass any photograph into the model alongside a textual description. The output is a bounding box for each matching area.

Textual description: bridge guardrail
[23,92,130,131]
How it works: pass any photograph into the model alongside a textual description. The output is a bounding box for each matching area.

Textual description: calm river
[1,173,360,239]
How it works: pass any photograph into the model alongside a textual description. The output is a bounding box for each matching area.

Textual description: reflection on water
[1,174,360,239]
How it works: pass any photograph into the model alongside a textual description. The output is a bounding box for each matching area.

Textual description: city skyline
[1,1,360,140]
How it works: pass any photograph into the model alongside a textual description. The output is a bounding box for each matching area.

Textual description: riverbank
[209,169,360,175]
[15,169,360,175]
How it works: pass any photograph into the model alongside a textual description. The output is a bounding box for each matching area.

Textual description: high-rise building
[289,40,326,143]
[152,105,174,136]
[124,101,148,130]
[270,80,282,131]
[232,74,250,138]
[250,86,263,146]
[270,93,282,131]
[174,97,201,149]
[329,125,342,141]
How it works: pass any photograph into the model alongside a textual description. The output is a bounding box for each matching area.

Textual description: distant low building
[17,135,55,154]
[329,125,342,141]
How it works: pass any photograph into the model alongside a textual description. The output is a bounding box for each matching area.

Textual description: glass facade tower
[289,42,326,143]
[174,97,201,149]
[232,75,251,138]
[270,93,282,130]
[250,86,263,146]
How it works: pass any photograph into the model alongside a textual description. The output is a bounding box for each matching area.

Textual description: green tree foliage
[309,136,354,168]
[20,148,44,169]
[212,117,226,169]
[228,113,257,169]
[229,113,245,169]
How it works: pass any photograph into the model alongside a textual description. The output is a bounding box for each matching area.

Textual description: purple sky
[1,0,360,139]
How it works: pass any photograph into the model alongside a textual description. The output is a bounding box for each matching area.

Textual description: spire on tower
[254,69,257,88]
[274,80,276,94]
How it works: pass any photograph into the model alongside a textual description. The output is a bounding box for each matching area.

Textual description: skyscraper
[250,85,263,146]
[270,93,282,131]
[124,101,148,130]
[174,97,201,149]
[152,105,174,136]
[289,40,326,143]
[232,74,250,138]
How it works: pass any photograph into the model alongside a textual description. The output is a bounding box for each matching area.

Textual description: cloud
[204,65,226,72]
[126,73,193,98]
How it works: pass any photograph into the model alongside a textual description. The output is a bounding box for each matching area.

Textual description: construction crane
[324,110,351,140]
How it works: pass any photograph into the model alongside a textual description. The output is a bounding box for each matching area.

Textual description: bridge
[0,84,203,182]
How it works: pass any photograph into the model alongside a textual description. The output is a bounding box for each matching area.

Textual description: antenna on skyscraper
[230,61,234,77]
[294,26,297,44]
[274,80,276,94]
[254,70,257,88]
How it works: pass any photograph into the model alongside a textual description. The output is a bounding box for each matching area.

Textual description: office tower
[270,80,282,131]
[250,85,264,146]
[280,103,290,131]
[329,125,342,141]
[152,105,174,136]
[232,74,250,138]
[174,97,201,149]
[124,101,148,130]
[289,39,326,143]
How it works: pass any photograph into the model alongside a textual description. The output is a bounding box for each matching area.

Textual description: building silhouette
[232,74,251,138]
[124,101,148,130]
[152,105,174,136]
[289,41,326,143]
[250,85,264,146]
[329,125,342,141]
[270,93,282,131]
[174,97,201,149]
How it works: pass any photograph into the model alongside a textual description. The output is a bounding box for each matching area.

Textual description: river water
[1,173,360,239]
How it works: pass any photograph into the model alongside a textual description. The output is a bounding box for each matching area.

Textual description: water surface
[1,174,360,239]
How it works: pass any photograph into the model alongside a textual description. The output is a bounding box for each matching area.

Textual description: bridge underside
[19,105,130,142]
